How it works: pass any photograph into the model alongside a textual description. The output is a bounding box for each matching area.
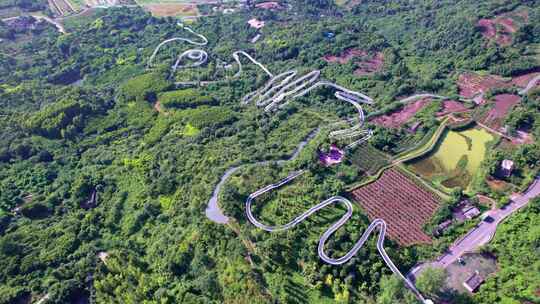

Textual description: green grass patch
[158,89,215,110]
[182,123,199,136]
[349,144,391,175]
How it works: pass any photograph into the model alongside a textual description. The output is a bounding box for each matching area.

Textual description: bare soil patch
[457,72,510,100]
[370,98,430,128]
[477,10,529,46]
[323,48,384,76]
[481,94,520,129]
[436,100,468,117]
[486,176,513,193]
[511,67,540,87]
[477,195,496,208]
[478,19,497,39]
[143,3,199,17]
[354,52,384,76]
[255,2,283,10]
[512,130,534,145]
[323,48,366,64]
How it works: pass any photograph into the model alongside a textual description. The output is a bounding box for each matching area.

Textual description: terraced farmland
[350,168,441,246]
[349,144,390,175]
[49,0,77,16]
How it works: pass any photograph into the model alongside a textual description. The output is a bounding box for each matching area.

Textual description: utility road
[409,177,540,279]
[246,172,432,304]
[2,15,66,34]
[518,74,540,95]
[32,14,66,34]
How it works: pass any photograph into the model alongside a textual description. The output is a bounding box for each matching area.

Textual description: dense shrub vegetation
[0,0,538,303]
[159,89,215,109]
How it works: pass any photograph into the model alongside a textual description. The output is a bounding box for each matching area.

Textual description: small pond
[407,128,494,190]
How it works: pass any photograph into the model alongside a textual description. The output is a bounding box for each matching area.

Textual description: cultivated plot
[350,168,441,246]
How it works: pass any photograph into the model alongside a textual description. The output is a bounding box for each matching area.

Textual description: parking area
[445,253,497,293]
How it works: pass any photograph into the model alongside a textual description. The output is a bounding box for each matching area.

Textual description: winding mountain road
[154,24,473,304]
[148,23,272,78]
[242,69,374,148]
[246,171,432,304]
[149,24,374,149]
[205,128,319,224]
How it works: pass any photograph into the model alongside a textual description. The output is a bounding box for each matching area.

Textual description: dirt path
[518,74,540,95]
[2,15,67,34]
[31,14,67,34]
[476,121,514,141]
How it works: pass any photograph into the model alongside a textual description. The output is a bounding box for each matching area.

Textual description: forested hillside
[0,0,539,303]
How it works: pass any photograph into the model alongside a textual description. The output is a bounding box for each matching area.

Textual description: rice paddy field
[407,128,494,191]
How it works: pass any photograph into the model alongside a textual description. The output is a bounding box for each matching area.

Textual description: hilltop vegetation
[0,1,538,303]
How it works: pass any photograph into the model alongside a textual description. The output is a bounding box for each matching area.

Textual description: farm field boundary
[397,165,451,201]
[346,118,450,193]
[350,144,391,175]
[406,127,495,194]
[393,117,450,163]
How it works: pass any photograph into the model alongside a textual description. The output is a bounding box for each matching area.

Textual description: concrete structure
[463,206,480,219]
[499,159,514,177]
[453,200,481,221]
[463,271,485,293]
[435,219,453,236]
[319,144,344,166]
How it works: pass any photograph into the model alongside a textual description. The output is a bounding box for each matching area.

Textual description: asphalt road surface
[410,177,540,278]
